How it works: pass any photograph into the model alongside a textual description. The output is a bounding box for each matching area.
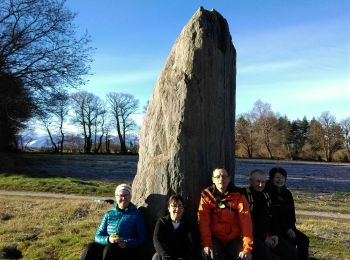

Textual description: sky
[66,0,350,123]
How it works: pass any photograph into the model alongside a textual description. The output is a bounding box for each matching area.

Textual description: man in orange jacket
[198,168,253,260]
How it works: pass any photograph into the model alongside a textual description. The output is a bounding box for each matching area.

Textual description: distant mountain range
[24,133,139,148]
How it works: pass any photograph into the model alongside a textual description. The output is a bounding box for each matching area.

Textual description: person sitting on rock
[80,184,146,260]
[265,167,309,260]
[152,194,194,260]
[243,169,298,260]
[198,168,253,260]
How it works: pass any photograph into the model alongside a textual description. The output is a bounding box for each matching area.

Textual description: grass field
[0,196,109,259]
[0,173,120,196]
[1,195,349,260]
[0,173,348,214]
[1,154,349,259]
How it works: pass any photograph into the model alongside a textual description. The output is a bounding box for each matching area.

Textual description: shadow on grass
[0,244,23,259]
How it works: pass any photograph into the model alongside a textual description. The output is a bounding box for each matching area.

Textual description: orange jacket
[198,185,253,253]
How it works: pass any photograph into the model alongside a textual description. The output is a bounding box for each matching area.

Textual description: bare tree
[0,0,93,91]
[311,112,344,161]
[340,117,350,160]
[71,91,103,154]
[16,131,34,151]
[107,92,139,154]
[235,114,256,158]
[251,100,278,159]
[92,101,107,153]
[0,0,93,151]
[37,89,69,152]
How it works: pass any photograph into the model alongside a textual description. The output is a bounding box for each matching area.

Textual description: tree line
[0,0,93,152]
[1,1,348,161]
[16,96,349,163]
[30,90,139,154]
[235,100,350,162]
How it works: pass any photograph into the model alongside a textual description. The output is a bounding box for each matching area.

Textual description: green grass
[0,173,118,196]
[293,190,349,214]
[1,173,348,214]
[0,196,349,260]
[297,215,350,260]
[0,196,110,260]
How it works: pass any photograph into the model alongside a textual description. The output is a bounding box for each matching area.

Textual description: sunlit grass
[296,215,350,260]
[0,196,110,260]
[293,191,349,214]
[0,173,118,196]
[1,195,349,259]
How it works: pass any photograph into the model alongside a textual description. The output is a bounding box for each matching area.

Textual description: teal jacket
[95,203,146,247]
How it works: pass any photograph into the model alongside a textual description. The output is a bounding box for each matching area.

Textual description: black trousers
[252,237,298,260]
[152,252,194,260]
[80,242,137,260]
[202,236,243,260]
[284,229,309,260]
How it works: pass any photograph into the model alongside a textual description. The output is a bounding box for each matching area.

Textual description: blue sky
[66,0,350,122]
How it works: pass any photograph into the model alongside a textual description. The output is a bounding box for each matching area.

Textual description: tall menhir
[132,6,236,230]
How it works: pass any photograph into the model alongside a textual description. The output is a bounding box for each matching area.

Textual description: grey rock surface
[132,7,236,221]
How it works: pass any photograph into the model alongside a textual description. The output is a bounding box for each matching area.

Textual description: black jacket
[243,187,277,239]
[264,181,297,234]
[153,215,193,260]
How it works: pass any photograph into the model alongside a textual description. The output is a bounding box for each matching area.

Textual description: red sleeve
[238,194,254,253]
[198,190,213,248]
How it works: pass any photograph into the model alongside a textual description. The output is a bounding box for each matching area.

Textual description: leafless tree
[37,89,69,152]
[235,114,256,158]
[92,101,107,153]
[0,0,93,151]
[310,112,344,161]
[107,92,139,154]
[251,100,278,159]
[340,117,350,160]
[0,0,93,92]
[103,121,113,154]
[71,91,103,154]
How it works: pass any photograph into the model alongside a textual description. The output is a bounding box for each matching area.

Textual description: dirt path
[0,190,113,201]
[1,190,349,220]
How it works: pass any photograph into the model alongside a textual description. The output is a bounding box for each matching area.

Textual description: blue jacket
[95,203,146,247]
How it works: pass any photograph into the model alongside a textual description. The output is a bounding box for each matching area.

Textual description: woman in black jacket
[152,194,193,260]
[265,167,309,260]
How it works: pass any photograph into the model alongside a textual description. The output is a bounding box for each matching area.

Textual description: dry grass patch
[293,191,349,214]
[296,215,350,260]
[0,195,110,260]
[1,195,349,259]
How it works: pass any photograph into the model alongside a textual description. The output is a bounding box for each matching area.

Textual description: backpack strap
[245,187,254,211]
[262,191,271,208]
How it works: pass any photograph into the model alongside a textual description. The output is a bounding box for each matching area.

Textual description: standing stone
[132,6,236,230]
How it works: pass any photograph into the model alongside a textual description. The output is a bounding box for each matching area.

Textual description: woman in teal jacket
[81,184,146,260]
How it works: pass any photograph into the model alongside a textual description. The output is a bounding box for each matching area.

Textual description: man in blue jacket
[81,184,146,260]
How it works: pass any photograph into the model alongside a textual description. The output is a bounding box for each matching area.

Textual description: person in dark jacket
[80,184,146,260]
[265,167,309,260]
[243,169,297,260]
[152,194,193,260]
